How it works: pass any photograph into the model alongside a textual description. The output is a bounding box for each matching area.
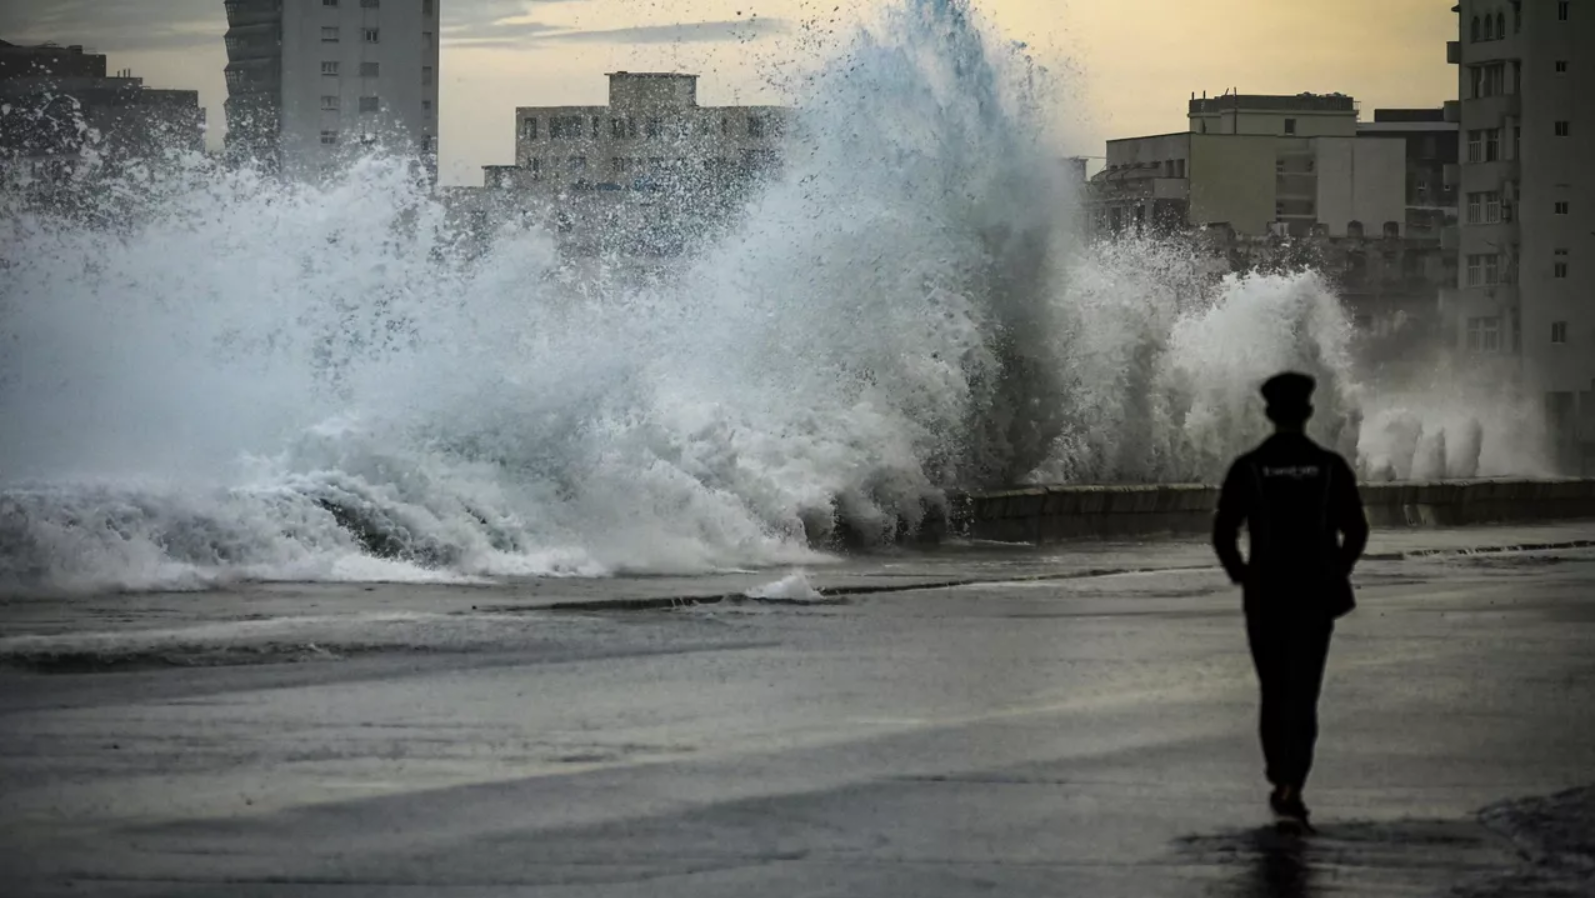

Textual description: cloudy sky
[1,0,1459,185]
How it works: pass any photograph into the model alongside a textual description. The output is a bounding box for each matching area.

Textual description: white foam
[0,0,1531,597]
[745,570,825,602]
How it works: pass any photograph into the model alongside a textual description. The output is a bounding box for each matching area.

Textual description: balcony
[1462,92,1521,126]
[1443,100,1461,123]
[224,0,281,28]
[224,57,280,94]
[225,26,280,62]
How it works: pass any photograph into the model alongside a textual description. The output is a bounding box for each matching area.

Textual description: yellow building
[1090,92,1406,240]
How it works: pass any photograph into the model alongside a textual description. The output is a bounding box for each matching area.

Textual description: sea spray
[0,0,1519,594]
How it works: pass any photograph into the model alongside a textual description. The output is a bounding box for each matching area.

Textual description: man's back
[1213,432,1368,617]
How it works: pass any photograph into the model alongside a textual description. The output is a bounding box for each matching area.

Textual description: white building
[1448,0,1594,470]
[223,0,440,181]
[481,72,788,256]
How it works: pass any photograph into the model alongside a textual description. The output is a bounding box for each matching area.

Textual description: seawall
[952,479,1595,544]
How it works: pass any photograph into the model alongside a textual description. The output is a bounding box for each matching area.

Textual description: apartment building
[223,0,440,181]
[1090,93,1405,239]
[482,72,788,256]
[0,40,204,191]
[1449,0,1594,470]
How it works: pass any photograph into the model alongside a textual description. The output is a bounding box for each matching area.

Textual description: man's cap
[1260,371,1315,414]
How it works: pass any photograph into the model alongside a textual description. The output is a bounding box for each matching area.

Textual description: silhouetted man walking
[1212,372,1368,830]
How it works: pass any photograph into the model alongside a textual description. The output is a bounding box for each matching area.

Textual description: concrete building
[482,72,788,257]
[223,0,440,181]
[1356,107,1460,240]
[1448,0,1594,471]
[1090,93,1406,239]
[0,40,204,193]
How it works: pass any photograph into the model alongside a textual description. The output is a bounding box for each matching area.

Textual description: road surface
[2,524,1593,896]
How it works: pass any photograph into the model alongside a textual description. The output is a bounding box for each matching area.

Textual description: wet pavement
[1,524,1593,896]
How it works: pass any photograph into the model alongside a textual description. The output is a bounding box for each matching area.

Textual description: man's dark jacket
[1212,432,1370,619]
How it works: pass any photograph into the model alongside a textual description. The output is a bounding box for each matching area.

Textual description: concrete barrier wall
[954,479,1595,543]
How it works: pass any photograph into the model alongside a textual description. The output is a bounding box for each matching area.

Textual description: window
[1467,192,1480,224]
[1471,63,1506,97]
[320,130,339,145]
[1283,117,1297,135]
[645,117,662,139]
[363,28,379,43]
[320,95,339,110]
[1485,128,1500,161]
[1558,1,1570,21]
[1496,12,1505,37]
[1554,120,1570,137]
[1514,0,1522,32]
[612,157,630,175]
[321,26,339,42]
[611,117,637,139]
[358,96,379,113]
[360,62,379,77]
[1551,322,1568,344]
[1466,253,1500,286]
[1555,248,1569,279]
[361,0,379,7]
[567,156,586,174]
[1471,15,1480,41]
[422,100,432,112]
[522,117,538,139]
[1555,201,1569,215]
[423,0,433,14]
[424,32,434,47]
[1555,60,1569,74]
[1175,158,1186,178]
[1466,316,1502,352]
[1485,192,1501,223]
[748,116,766,138]
[323,0,337,6]
[549,116,582,138]
[321,61,340,75]
[422,66,434,86]
[1467,129,1483,163]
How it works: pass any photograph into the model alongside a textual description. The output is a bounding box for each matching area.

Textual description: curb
[483,539,1595,615]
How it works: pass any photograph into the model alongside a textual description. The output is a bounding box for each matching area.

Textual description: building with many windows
[223,0,440,181]
[1448,0,1594,470]
[481,72,788,256]
[1089,92,1407,240]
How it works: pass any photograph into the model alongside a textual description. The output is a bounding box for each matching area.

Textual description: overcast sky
[1,0,1459,185]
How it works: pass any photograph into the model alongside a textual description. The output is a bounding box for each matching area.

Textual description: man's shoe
[1275,793,1315,834]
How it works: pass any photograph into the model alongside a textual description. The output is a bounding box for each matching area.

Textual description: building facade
[1090,94,1406,239]
[482,72,788,256]
[224,0,440,181]
[0,40,204,195]
[1448,0,1594,470]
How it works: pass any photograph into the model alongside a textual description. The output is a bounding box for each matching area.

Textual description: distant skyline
[0,0,1460,185]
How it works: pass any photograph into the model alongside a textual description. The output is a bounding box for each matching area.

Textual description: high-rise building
[223,0,440,181]
[1448,0,1593,470]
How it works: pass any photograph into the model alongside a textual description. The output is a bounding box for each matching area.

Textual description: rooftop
[1189,93,1357,114]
